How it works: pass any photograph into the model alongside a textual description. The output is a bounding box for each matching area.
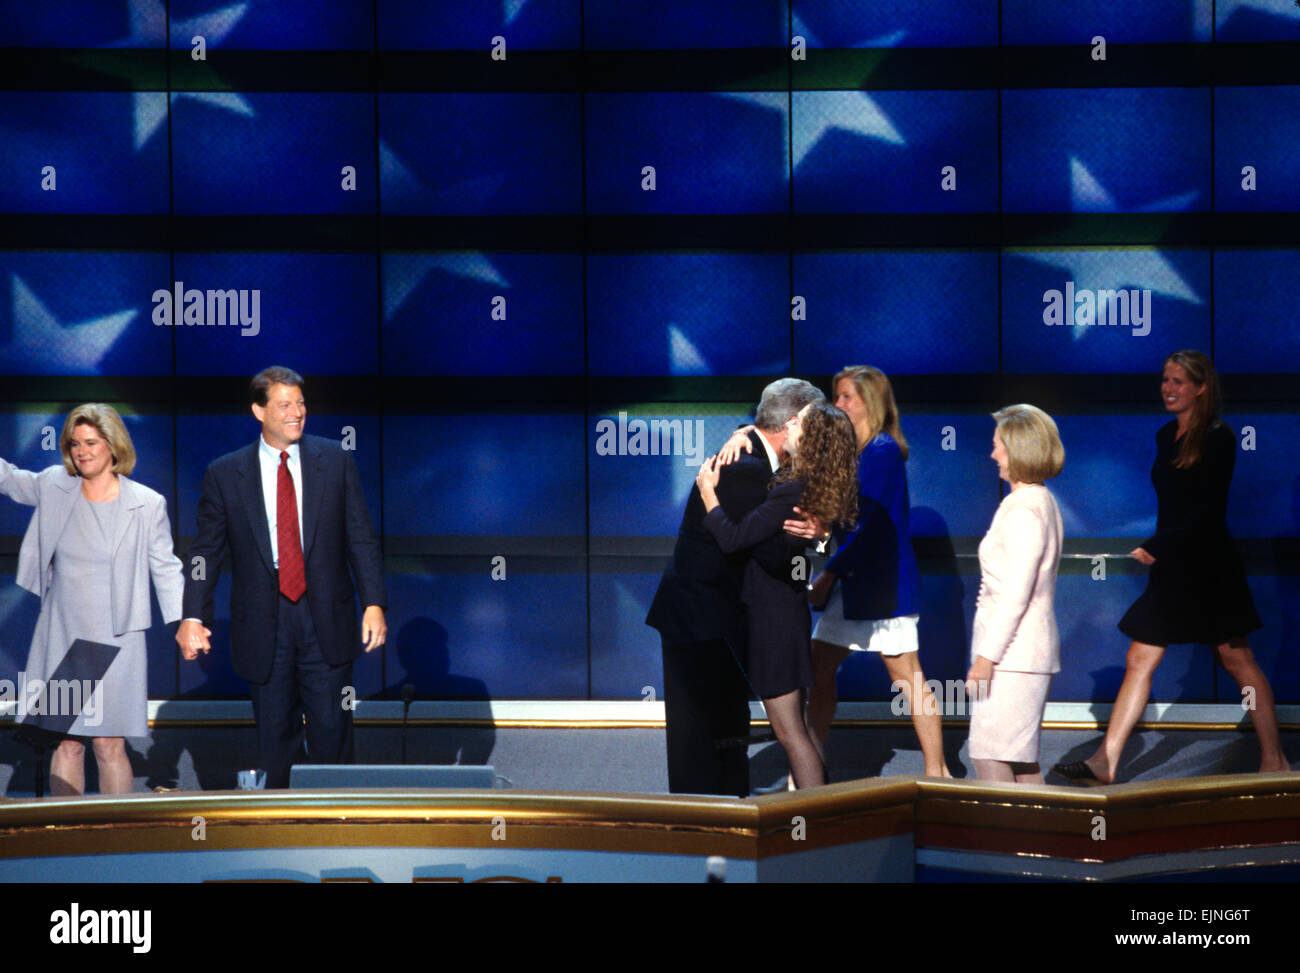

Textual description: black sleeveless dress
[1118,419,1261,646]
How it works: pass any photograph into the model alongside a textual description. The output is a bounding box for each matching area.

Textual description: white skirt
[812,585,918,657]
[968,669,1052,764]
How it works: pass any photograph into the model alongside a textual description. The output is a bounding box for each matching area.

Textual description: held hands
[176,618,211,660]
[1130,547,1156,566]
[361,605,387,653]
[965,655,994,701]
[715,425,757,466]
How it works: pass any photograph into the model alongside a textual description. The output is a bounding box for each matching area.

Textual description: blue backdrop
[1,0,1297,707]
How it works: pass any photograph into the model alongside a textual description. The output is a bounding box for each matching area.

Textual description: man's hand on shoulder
[783,506,825,541]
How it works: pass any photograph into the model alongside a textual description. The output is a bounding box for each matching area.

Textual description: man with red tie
[177,367,387,788]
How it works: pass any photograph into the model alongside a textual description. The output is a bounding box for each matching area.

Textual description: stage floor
[2,722,1296,796]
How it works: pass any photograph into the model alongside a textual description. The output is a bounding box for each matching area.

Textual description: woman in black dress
[1054,350,1288,783]
[695,401,859,789]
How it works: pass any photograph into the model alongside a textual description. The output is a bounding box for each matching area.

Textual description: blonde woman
[0,405,183,794]
[967,404,1064,784]
[807,366,949,777]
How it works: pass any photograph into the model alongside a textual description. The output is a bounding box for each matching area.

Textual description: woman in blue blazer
[806,367,950,777]
[0,404,183,794]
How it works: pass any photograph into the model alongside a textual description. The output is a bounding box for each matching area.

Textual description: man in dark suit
[176,366,386,788]
[646,378,824,797]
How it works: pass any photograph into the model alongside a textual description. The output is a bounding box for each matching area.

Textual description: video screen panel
[0,1,165,46]
[379,94,582,215]
[381,412,585,545]
[1214,87,1300,213]
[1052,573,1216,698]
[585,94,789,215]
[793,0,998,47]
[382,252,584,377]
[793,251,999,375]
[1214,250,1300,373]
[171,94,376,215]
[902,413,1003,540]
[0,253,172,376]
[588,408,751,540]
[587,254,789,376]
[1049,414,1160,539]
[1001,248,1211,374]
[0,93,169,214]
[1002,88,1210,214]
[378,0,581,50]
[585,0,786,49]
[1215,1,1300,41]
[1002,0,1212,44]
[167,0,373,49]
[170,253,379,376]
[385,572,588,697]
[792,91,998,213]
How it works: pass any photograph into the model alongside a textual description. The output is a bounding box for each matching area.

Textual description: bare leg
[49,738,86,796]
[92,737,134,794]
[1012,762,1044,784]
[973,758,1015,782]
[1084,640,1165,783]
[764,689,825,790]
[1215,639,1289,773]
[882,652,951,777]
[807,640,850,760]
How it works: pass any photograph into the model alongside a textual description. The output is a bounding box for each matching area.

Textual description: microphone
[401,684,416,765]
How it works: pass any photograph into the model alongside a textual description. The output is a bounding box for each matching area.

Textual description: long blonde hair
[833,365,908,459]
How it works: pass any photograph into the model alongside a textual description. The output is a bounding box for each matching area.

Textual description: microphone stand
[400,684,416,765]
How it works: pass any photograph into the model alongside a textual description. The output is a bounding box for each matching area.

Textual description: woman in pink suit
[966,404,1064,784]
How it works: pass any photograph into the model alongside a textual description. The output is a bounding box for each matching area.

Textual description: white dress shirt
[756,430,780,473]
[259,436,304,569]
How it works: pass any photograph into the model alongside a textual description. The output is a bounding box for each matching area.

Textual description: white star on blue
[384,255,510,320]
[115,1,256,149]
[3,274,136,372]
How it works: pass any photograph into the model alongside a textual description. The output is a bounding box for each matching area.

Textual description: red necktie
[277,450,306,602]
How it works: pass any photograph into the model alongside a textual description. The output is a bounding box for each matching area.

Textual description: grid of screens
[1,1,1298,706]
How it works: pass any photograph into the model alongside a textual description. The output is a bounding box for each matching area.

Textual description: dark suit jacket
[181,434,386,684]
[645,431,772,646]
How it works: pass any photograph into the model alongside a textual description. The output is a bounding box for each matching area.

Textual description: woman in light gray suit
[0,404,183,795]
[966,404,1065,784]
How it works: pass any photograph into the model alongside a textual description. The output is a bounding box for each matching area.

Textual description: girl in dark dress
[1054,350,1288,784]
[695,402,859,789]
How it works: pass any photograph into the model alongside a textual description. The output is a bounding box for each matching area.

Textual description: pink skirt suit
[968,485,1063,764]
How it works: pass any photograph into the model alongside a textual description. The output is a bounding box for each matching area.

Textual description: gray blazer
[0,460,184,636]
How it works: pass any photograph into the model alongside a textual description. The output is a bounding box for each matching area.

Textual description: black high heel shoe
[1051,760,1107,786]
